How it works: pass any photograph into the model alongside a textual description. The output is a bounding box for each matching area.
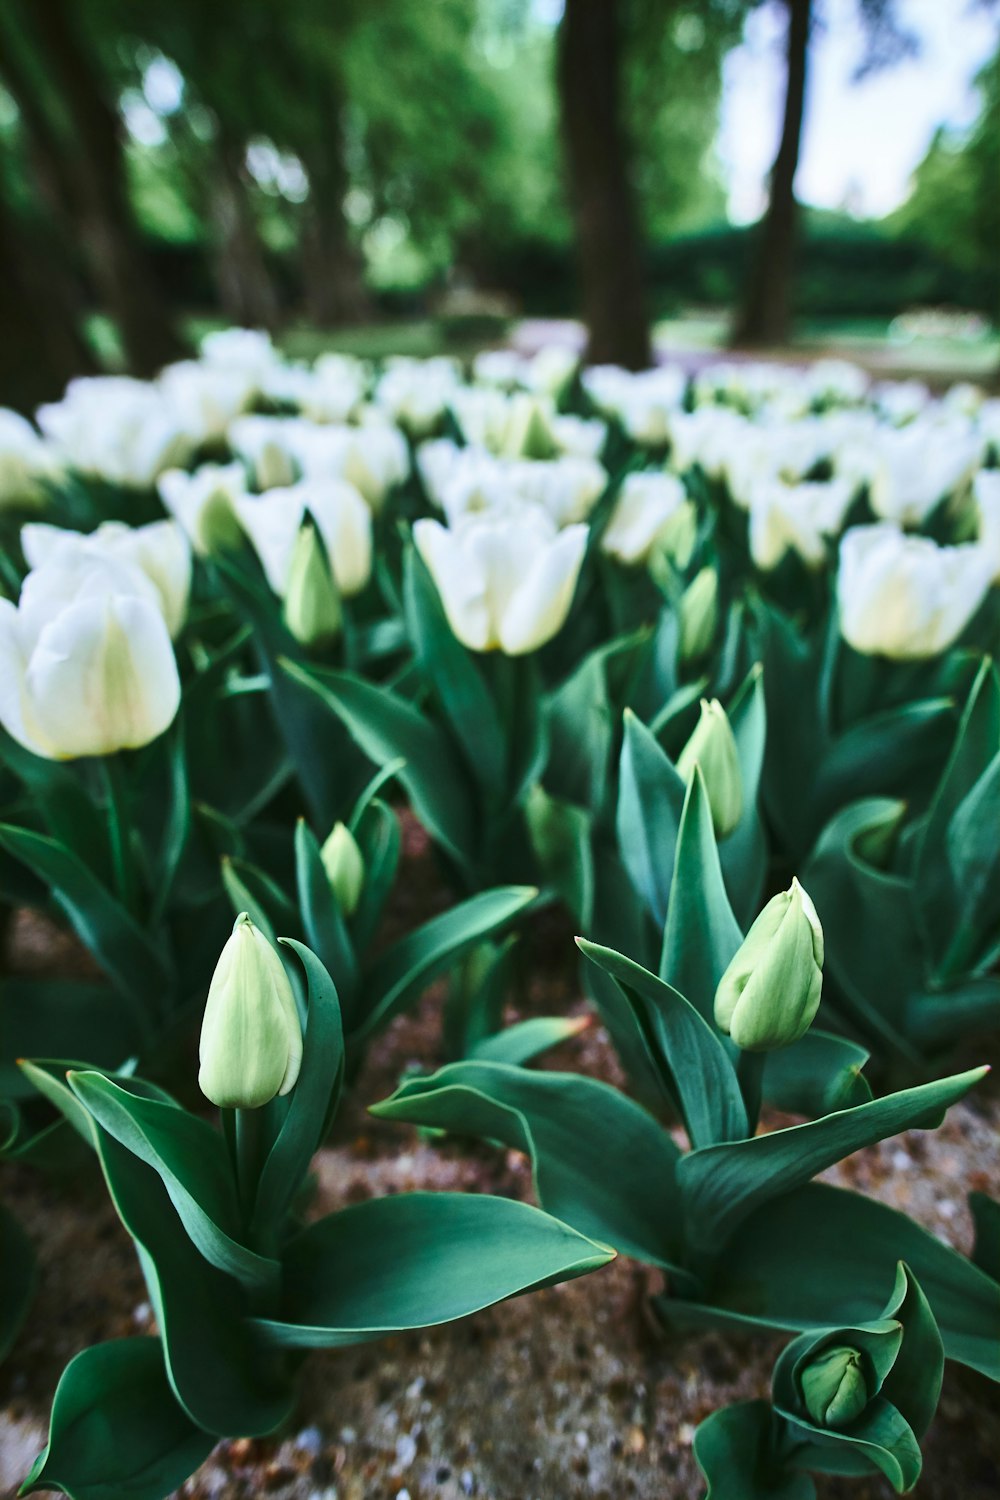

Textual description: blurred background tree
[0,0,996,405]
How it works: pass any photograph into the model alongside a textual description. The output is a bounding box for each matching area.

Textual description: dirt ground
[2,816,999,1500]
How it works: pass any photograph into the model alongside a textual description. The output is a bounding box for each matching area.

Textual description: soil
[2,813,999,1500]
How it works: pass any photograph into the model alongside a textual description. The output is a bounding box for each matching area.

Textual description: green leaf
[253,939,344,1235]
[677,1067,986,1250]
[816,698,954,825]
[879,1264,944,1440]
[220,856,296,946]
[576,939,746,1148]
[1,977,142,1099]
[150,721,192,927]
[0,1202,36,1364]
[254,1191,613,1348]
[404,548,505,792]
[938,748,1000,975]
[0,825,171,1023]
[294,821,358,1022]
[372,1060,685,1270]
[525,785,594,925]
[694,1401,815,1500]
[658,769,743,1021]
[616,708,686,926]
[67,1072,279,1294]
[354,886,537,1045]
[669,1181,1000,1379]
[350,797,401,952]
[543,640,619,813]
[0,727,111,885]
[720,664,768,927]
[19,1338,215,1500]
[762,1031,872,1116]
[469,1015,588,1067]
[281,658,476,871]
[91,1128,295,1435]
[969,1191,1000,1280]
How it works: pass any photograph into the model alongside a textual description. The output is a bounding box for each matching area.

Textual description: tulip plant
[19,920,613,1500]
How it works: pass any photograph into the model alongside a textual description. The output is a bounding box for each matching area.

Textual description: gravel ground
[2,815,998,1500]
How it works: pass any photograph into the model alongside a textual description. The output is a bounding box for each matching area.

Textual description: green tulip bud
[659,499,698,570]
[714,878,824,1051]
[503,395,559,461]
[676,699,743,838]
[283,523,341,648]
[198,913,303,1109]
[800,1344,870,1430]
[678,566,718,661]
[320,820,365,917]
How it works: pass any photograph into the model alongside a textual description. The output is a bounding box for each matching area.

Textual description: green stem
[100,754,134,914]
[234,1107,265,1227]
[737,1049,765,1135]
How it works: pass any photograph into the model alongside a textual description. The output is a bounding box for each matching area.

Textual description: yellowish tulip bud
[678,565,718,661]
[714,878,824,1052]
[320,821,366,917]
[283,523,341,648]
[676,699,743,839]
[198,914,302,1109]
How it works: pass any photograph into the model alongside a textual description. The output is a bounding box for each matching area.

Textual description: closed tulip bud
[678,566,718,661]
[502,395,559,461]
[283,523,341,648]
[198,914,302,1109]
[714,878,824,1051]
[676,699,743,839]
[800,1345,870,1430]
[659,498,698,569]
[320,821,365,916]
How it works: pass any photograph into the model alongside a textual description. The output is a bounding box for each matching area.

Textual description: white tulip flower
[228,415,300,490]
[845,420,982,527]
[158,462,249,556]
[235,478,372,601]
[413,505,588,655]
[973,470,1000,584]
[0,554,181,759]
[837,523,994,659]
[748,477,855,571]
[158,360,257,445]
[375,356,461,437]
[37,377,193,488]
[601,471,687,565]
[0,409,59,508]
[21,518,191,638]
[199,327,279,380]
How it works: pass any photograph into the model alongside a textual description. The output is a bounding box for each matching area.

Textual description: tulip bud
[283,523,341,648]
[675,699,743,839]
[198,913,303,1109]
[800,1344,870,1430]
[659,499,698,570]
[503,396,559,462]
[678,566,718,661]
[714,878,824,1051]
[320,821,365,917]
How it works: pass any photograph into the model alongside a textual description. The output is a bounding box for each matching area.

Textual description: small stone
[395,1434,418,1469]
[295,1427,323,1455]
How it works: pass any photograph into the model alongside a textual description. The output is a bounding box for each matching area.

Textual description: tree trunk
[13,0,183,374]
[557,0,651,370]
[299,89,371,328]
[732,0,812,347]
[209,134,280,330]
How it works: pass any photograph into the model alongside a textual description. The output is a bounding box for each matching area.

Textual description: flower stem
[100,754,134,915]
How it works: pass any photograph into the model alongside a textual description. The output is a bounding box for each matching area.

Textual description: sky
[719,0,1000,222]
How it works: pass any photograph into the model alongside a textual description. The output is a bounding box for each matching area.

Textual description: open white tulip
[747,477,855,571]
[158,360,257,444]
[37,377,193,488]
[158,461,249,556]
[0,409,59,508]
[853,420,982,527]
[21,519,191,638]
[413,506,588,655]
[601,471,687,565]
[837,523,994,659]
[0,555,181,759]
[235,478,372,601]
[973,470,1000,583]
[228,415,299,490]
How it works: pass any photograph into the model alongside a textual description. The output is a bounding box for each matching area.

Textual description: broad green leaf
[525,785,594,925]
[616,708,685,927]
[677,1066,986,1250]
[694,1401,815,1500]
[68,1072,278,1294]
[351,798,401,952]
[92,1128,295,1435]
[0,1201,36,1364]
[543,640,618,813]
[253,939,344,1235]
[816,698,954,824]
[254,1191,612,1348]
[939,748,1000,975]
[0,825,171,1023]
[670,1181,1000,1379]
[294,821,358,1021]
[19,1337,215,1500]
[282,658,476,871]
[879,1265,944,1440]
[220,856,297,945]
[577,938,746,1148]
[906,978,1000,1051]
[0,727,110,885]
[1,977,141,1099]
[720,664,768,926]
[470,1015,588,1066]
[404,548,505,792]
[970,1192,1000,1279]
[658,769,742,1021]
[372,1060,685,1270]
[354,886,537,1045]
[762,1030,872,1116]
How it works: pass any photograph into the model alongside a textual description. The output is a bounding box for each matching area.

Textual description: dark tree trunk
[557,0,651,370]
[209,134,280,329]
[732,0,812,347]
[7,0,183,374]
[299,89,371,328]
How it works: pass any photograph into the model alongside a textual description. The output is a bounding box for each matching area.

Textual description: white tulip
[21,519,191,638]
[375,356,461,437]
[413,506,588,655]
[417,441,605,529]
[200,327,279,380]
[0,555,181,759]
[0,409,58,508]
[158,462,249,556]
[847,420,982,527]
[601,471,687,565]
[285,422,408,511]
[37,377,192,488]
[228,415,299,491]
[748,477,855,571]
[973,470,1000,584]
[873,379,930,426]
[158,360,256,445]
[235,478,372,600]
[837,523,994,659]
